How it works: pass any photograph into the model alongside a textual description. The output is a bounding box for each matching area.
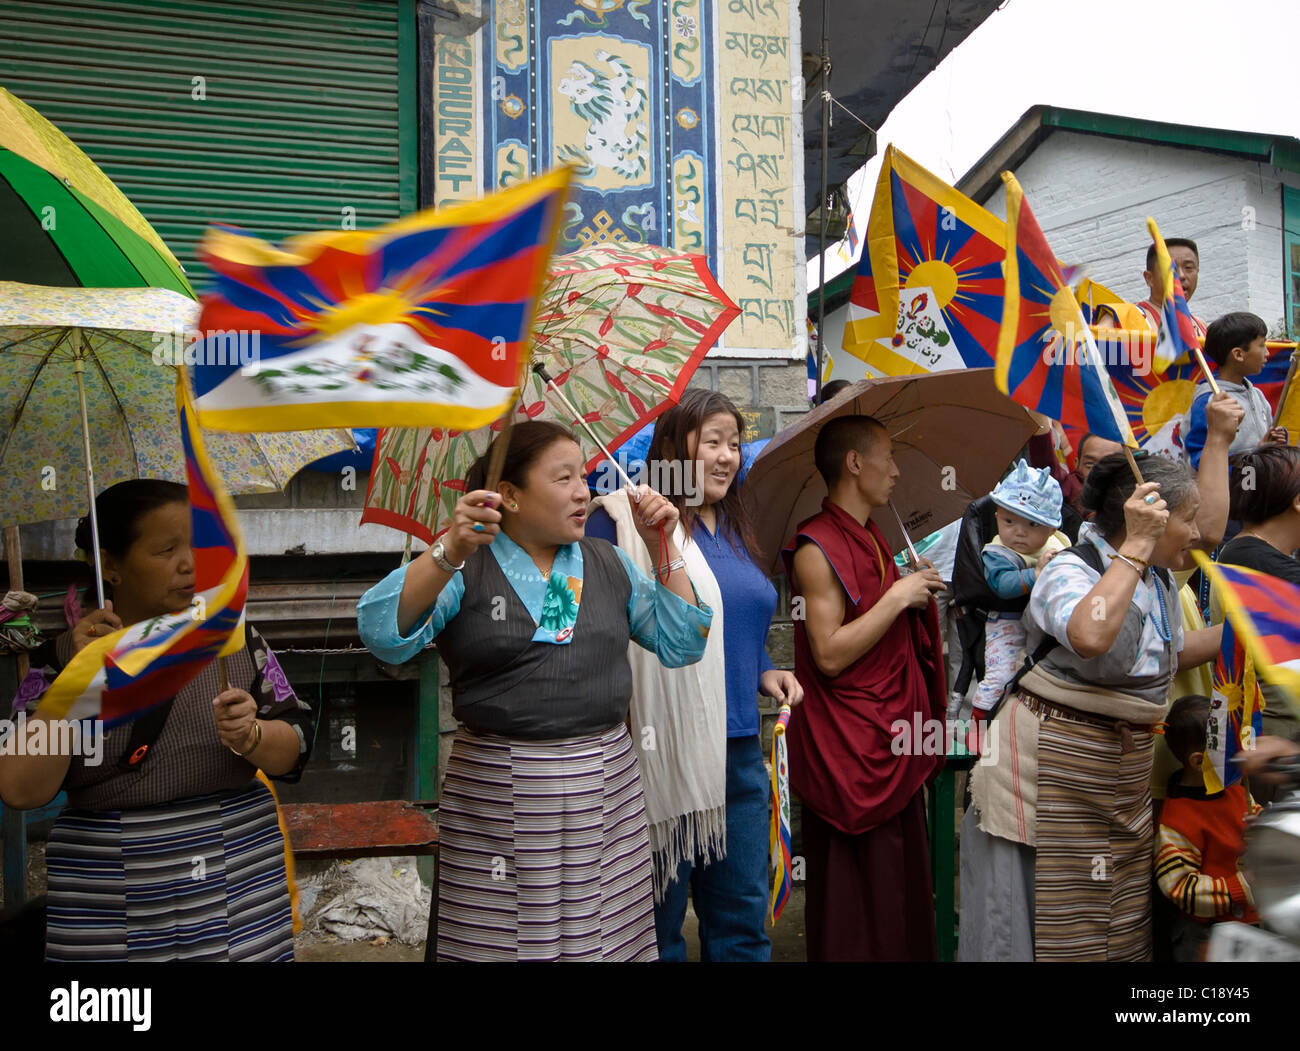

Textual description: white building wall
[983,130,1291,332]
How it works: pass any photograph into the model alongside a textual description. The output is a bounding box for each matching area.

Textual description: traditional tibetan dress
[13,624,313,962]
[357,531,712,961]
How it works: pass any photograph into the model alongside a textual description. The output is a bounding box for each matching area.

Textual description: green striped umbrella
[0,86,193,297]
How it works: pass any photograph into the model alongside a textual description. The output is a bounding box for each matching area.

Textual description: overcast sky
[809,0,1300,287]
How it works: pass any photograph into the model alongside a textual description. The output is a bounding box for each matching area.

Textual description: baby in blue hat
[974,461,1071,719]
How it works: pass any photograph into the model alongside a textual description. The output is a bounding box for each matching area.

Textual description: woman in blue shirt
[588,389,801,961]
[357,421,712,961]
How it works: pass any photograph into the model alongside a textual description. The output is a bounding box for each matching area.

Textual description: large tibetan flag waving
[35,370,249,726]
[996,173,1134,444]
[190,168,571,432]
[842,145,1006,376]
[1194,552,1300,721]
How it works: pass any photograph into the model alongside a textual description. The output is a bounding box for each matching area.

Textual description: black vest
[436,537,634,739]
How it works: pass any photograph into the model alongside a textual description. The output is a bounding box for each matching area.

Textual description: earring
[510,502,519,511]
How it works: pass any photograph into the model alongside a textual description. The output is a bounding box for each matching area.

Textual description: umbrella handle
[73,332,106,609]
[888,501,921,566]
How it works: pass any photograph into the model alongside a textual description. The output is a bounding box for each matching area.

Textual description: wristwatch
[430,539,465,573]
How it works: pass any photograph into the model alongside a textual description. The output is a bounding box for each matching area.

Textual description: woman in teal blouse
[357,421,712,961]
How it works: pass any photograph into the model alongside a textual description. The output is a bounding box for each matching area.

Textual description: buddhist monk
[781,414,948,961]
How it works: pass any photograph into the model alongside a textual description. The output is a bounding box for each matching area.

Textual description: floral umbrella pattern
[0,282,355,529]
[362,243,739,543]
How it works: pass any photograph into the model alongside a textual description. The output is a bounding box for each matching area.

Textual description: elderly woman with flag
[0,479,315,962]
[963,453,1223,961]
[357,420,713,961]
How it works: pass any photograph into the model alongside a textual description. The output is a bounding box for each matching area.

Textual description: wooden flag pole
[1272,348,1300,429]
[1123,444,1146,487]
[1078,316,1146,486]
[484,389,521,492]
[1190,342,1222,398]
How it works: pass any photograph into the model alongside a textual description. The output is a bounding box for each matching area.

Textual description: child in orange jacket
[1155,695,1262,962]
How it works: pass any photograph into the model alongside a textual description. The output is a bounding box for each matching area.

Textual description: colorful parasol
[0,282,356,535]
[0,87,192,296]
[745,368,1040,574]
[362,242,738,543]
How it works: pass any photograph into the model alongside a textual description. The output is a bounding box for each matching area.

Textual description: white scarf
[590,490,728,900]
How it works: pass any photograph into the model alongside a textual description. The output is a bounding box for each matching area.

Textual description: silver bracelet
[666,557,686,573]
[1113,554,1146,577]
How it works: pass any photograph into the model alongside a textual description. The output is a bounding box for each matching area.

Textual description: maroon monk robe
[781,498,947,961]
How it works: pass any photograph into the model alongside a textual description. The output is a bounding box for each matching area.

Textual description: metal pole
[73,329,106,609]
[815,0,829,405]
[534,363,638,490]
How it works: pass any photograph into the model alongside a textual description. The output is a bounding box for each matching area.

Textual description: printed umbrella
[0,87,192,296]
[0,282,355,591]
[362,242,739,543]
[745,368,1040,575]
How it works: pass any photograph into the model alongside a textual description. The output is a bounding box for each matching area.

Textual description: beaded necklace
[1148,565,1172,645]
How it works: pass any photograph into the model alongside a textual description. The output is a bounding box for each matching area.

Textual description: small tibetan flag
[190,168,571,432]
[36,370,249,726]
[768,703,793,924]
[995,173,1134,444]
[1205,614,1264,793]
[1194,552,1300,721]
[1147,217,1203,375]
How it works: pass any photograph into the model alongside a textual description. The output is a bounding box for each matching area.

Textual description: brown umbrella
[746,368,1041,574]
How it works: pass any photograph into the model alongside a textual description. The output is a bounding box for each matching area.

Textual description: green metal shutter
[0,0,416,290]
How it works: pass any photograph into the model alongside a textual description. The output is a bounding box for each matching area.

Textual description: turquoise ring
[473,523,485,532]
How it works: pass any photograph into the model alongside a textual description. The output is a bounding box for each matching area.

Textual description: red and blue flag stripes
[191,169,571,432]
[995,174,1133,444]
[35,371,249,727]
[1195,553,1300,712]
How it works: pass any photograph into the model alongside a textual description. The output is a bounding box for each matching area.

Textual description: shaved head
[815,415,887,486]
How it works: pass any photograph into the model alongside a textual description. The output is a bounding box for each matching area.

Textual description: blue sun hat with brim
[990,460,1062,528]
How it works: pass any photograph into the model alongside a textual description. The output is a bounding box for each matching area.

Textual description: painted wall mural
[434,0,802,356]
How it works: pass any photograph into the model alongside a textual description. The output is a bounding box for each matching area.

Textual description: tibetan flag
[1194,552,1300,721]
[1258,342,1300,433]
[1204,613,1264,793]
[842,145,1006,376]
[36,370,249,726]
[996,173,1134,444]
[1148,218,1203,375]
[768,703,793,924]
[844,208,860,255]
[190,168,571,432]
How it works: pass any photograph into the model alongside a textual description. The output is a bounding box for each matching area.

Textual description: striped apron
[435,722,658,961]
[1031,699,1155,962]
[45,779,294,962]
